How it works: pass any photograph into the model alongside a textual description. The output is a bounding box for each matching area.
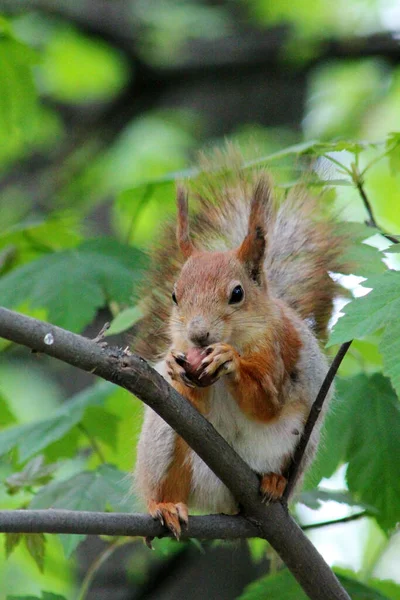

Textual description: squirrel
[134,156,348,539]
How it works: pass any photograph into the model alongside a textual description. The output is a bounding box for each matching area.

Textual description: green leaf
[368,579,400,600]
[0,36,39,164]
[244,140,367,168]
[0,238,148,332]
[30,464,134,556]
[238,569,393,600]
[0,382,116,462]
[7,594,66,600]
[5,456,60,494]
[42,26,128,102]
[337,573,396,600]
[299,488,371,511]
[339,222,386,277]
[5,532,22,558]
[386,132,400,176]
[106,305,143,336]
[24,533,46,572]
[0,391,16,426]
[81,406,119,450]
[328,271,400,397]
[30,464,133,512]
[307,374,400,531]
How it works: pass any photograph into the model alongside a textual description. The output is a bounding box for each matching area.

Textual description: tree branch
[0,307,350,600]
[284,341,352,499]
[0,510,259,540]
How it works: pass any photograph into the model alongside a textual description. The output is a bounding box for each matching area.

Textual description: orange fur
[225,307,303,423]
[227,344,284,423]
[173,380,210,414]
[147,435,192,539]
[278,307,303,376]
[157,435,192,503]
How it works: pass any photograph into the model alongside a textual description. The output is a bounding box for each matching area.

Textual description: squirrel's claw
[166,351,195,388]
[199,343,238,381]
[171,350,187,366]
[148,501,189,541]
[260,472,287,502]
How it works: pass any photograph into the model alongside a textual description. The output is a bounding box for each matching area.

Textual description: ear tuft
[176,184,195,259]
[237,175,271,284]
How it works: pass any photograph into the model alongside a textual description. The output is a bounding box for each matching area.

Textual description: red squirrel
[134,164,348,539]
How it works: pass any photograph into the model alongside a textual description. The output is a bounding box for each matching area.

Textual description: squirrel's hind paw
[260,472,287,502]
[148,500,189,540]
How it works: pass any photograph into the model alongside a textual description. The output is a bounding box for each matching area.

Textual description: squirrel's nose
[188,317,210,347]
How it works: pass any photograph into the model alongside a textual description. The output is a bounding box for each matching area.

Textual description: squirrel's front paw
[166,350,196,388]
[199,342,239,384]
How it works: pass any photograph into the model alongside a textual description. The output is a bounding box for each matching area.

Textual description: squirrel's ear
[237,177,270,284]
[176,184,195,259]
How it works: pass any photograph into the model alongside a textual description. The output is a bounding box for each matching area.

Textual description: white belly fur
[189,380,305,514]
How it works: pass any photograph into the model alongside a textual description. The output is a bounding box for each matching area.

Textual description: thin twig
[92,322,110,344]
[301,511,368,531]
[284,341,352,500]
[354,177,399,244]
[78,424,106,464]
[77,538,133,600]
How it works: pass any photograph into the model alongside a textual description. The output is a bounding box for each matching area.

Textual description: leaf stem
[78,424,106,464]
[284,341,352,500]
[323,155,353,176]
[351,166,399,244]
[76,538,131,600]
[301,511,368,531]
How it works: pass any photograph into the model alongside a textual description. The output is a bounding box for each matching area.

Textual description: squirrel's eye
[229,285,244,304]
[172,291,178,305]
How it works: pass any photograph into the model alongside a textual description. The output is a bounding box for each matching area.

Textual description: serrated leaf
[307,374,400,531]
[30,464,134,556]
[299,488,371,511]
[24,533,46,572]
[0,382,116,462]
[5,455,60,494]
[328,271,400,397]
[238,568,393,600]
[0,212,82,266]
[339,222,386,277]
[244,140,368,168]
[106,305,143,336]
[385,243,400,253]
[5,532,22,557]
[30,464,133,512]
[0,238,147,332]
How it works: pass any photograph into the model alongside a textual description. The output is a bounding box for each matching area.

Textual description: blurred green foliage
[1,1,400,599]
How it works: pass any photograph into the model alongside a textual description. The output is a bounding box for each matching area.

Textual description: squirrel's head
[170,178,272,351]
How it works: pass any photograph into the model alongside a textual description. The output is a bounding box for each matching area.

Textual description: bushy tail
[263,186,348,338]
[132,159,349,361]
